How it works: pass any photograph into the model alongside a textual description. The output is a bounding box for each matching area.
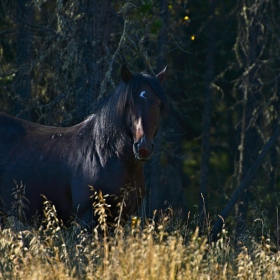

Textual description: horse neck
[84,107,129,160]
[78,106,144,183]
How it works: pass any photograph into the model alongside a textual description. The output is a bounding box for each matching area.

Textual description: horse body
[0,65,167,226]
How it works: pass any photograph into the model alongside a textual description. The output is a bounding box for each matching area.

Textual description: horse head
[121,65,168,161]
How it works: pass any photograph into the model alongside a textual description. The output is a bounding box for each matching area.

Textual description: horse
[0,64,168,227]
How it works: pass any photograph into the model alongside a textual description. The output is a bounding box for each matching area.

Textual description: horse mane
[81,72,167,161]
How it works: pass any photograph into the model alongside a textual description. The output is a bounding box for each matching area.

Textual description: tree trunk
[235,0,263,240]
[74,0,117,122]
[14,0,33,120]
[199,0,216,235]
[145,0,169,218]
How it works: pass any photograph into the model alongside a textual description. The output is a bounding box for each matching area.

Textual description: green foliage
[140,0,153,14]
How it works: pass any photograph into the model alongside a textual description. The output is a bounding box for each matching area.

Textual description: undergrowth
[0,188,280,279]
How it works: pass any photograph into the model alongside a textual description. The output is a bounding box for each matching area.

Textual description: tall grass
[0,189,280,279]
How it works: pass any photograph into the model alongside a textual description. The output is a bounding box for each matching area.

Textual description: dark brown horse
[0,65,168,226]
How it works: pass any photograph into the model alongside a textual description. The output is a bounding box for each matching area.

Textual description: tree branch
[0,30,16,36]
[210,122,280,241]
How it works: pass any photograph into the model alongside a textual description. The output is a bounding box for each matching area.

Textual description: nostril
[138,147,149,158]
[133,139,154,160]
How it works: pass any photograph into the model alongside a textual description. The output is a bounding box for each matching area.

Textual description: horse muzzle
[133,138,155,161]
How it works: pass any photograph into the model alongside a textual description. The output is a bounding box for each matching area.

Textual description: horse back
[0,113,28,173]
[0,112,75,177]
[0,112,27,144]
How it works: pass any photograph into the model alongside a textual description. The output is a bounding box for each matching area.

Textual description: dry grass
[1,191,280,279]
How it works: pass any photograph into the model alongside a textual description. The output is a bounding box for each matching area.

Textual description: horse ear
[156,65,168,83]
[121,64,133,83]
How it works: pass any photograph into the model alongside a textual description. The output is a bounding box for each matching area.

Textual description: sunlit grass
[0,190,280,279]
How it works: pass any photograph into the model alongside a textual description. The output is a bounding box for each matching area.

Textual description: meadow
[0,190,279,280]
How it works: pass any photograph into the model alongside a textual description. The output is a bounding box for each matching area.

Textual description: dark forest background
[1,0,280,242]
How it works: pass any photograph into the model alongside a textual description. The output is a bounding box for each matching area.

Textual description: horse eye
[158,103,162,108]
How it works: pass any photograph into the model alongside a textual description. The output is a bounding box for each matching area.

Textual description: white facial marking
[140,90,146,99]
[135,118,144,137]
